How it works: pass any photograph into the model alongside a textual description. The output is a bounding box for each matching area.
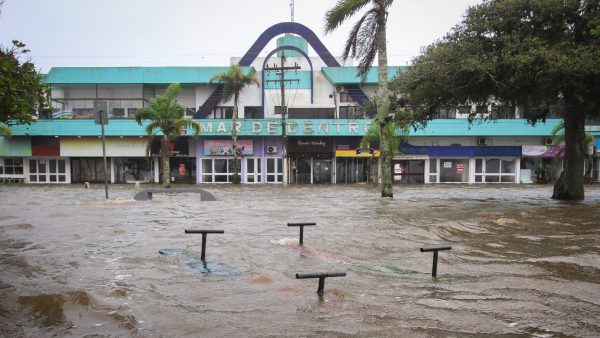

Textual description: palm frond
[325,0,371,33]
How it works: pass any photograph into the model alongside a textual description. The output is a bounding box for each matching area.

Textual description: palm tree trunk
[161,135,171,188]
[376,20,393,198]
[232,93,240,184]
[552,106,585,200]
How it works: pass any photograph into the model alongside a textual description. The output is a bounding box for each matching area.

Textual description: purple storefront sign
[522,145,563,158]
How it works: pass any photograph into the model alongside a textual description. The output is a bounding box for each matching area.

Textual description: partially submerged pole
[185,229,225,261]
[420,245,451,277]
[296,272,346,293]
[287,222,316,245]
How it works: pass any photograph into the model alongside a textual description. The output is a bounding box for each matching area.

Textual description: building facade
[1,22,599,185]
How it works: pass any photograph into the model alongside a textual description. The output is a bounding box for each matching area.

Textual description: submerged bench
[133,188,217,201]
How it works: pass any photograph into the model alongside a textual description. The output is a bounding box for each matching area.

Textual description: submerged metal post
[185,230,225,261]
[287,222,316,245]
[296,272,346,293]
[420,245,451,278]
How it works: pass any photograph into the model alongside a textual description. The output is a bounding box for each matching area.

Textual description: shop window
[170,158,195,183]
[28,158,67,183]
[475,158,516,183]
[393,160,425,183]
[202,158,240,183]
[246,158,262,183]
[71,158,109,183]
[114,158,154,183]
[266,158,283,183]
[0,158,24,176]
[439,159,469,183]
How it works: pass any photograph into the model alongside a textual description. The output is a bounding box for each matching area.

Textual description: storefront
[61,137,155,184]
[393,156,427,183]
[196,137,283,184]
[400,143,521,183]
[150,138,194,183]
[0,137,30,182]
[335,138,379,183]
[520,145,563,183]
[288,137,333,184]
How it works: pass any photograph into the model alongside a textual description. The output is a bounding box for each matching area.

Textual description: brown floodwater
[1,183,599,337]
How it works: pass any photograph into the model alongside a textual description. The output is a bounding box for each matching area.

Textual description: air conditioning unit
[544,137,554,145]
[266,146,278,154]
[477,137,487,146]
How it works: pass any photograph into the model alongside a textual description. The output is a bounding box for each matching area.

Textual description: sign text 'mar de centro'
[190,119,374,137]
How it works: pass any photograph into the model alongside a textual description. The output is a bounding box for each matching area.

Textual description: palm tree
[134,83,201,188]
[210,64,259,184]
[325,0,395,197]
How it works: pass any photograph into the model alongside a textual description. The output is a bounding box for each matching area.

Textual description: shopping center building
[1,22,599,185]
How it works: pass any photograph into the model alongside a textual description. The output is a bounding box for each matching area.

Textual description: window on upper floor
[111,108,126,119]
[457,106,471,116]
[185,108,196,118]
[476,105,488,115]
[490,105,514,119]
[547,105,564,118]
[339,106,365,119]
[288,107,335,119]
[436,107,456,119]
[585,116,600,125]
[339,92,356,103]
[244,106,263,119]
[522,105,563,120]
[212,106,233,119]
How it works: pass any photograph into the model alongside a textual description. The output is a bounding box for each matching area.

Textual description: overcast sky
[1,0,482,72]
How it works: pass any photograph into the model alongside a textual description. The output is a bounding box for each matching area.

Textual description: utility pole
[94,100,109,199]
[264,55,300,184]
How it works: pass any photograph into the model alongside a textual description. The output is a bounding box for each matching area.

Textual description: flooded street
[1,183,600,337]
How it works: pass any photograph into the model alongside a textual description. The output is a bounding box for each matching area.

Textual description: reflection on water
[1,184,600,337]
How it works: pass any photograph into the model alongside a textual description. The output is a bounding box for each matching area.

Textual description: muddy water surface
[1,184,600,337]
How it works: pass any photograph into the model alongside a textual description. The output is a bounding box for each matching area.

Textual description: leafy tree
[134,83,201,188]
[325,0,395,198]
[0,40,51,137]
[396,0,600,200]
[210,64,259,184]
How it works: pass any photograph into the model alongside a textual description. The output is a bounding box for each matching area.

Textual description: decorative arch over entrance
[261,45,314,113]
[195,22,368,118]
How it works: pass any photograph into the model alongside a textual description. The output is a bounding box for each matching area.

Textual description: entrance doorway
[170,157,196,183]
[336,158,370,183]
[291,157,332,184]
